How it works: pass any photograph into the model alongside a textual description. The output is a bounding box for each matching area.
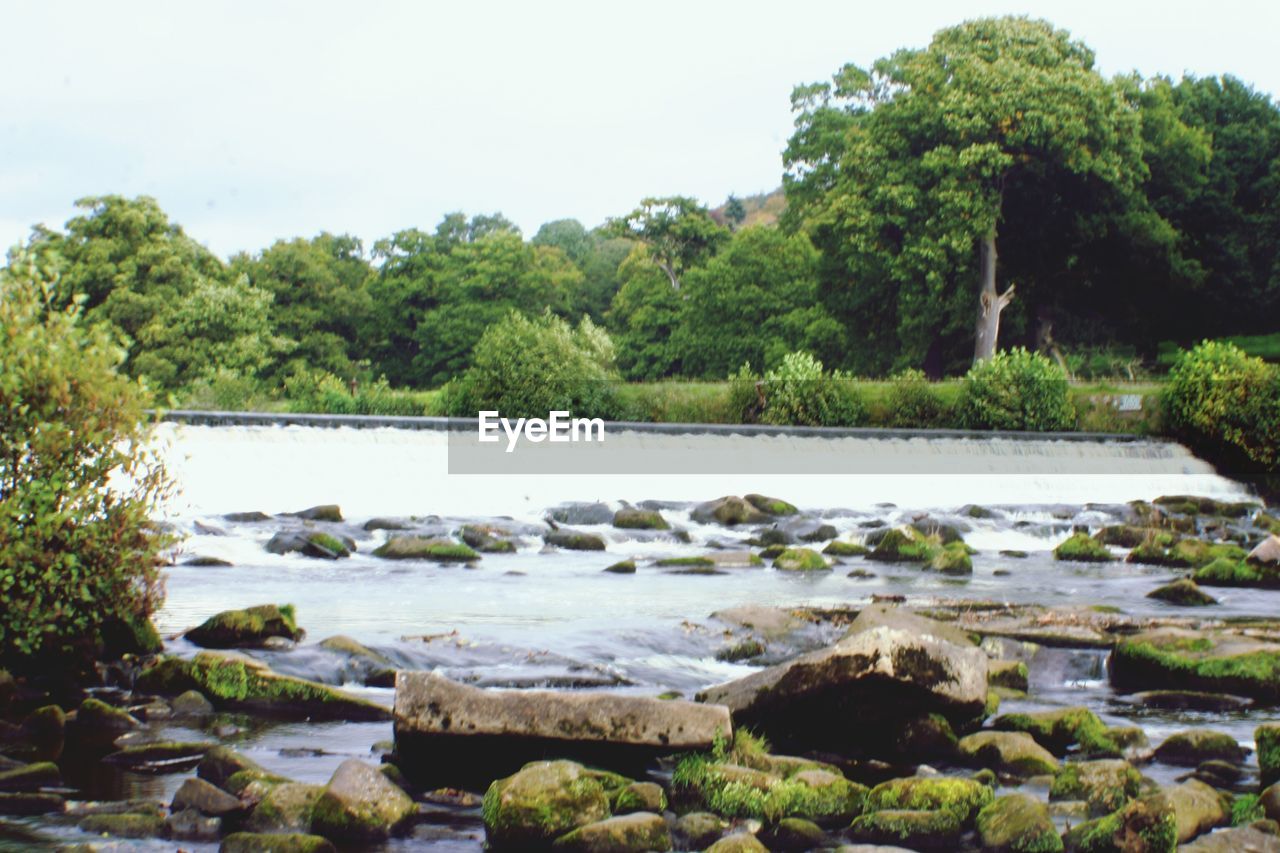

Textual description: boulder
[482,760,611,849]
[220,833,337,853]
[1049,760,1142,816]
[975,793,1062,853]
[1154,729,1246,766]
[186,604,304,648]
[373,536,480,561]
[691,496,770,526]
[956,732,1060,779]
[394,671,731,788]
[310,758,414,843]
[696,606,987,755]
[1149,780,1229,843]
[1110,628,1280,702]
[551,812,672,851]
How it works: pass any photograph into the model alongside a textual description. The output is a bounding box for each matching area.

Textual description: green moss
[993,708,1120,757]
[823,540,869,557]
[1053,534,1115,562]
[772,547,830,572]
[866,776,994,822]
[1258,724,1280,787]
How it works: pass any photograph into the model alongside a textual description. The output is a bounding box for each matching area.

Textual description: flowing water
[12,422,1278,850]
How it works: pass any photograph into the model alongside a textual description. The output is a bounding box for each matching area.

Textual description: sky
[2,0,1277,259]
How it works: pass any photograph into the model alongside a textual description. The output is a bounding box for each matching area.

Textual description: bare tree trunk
[973,229,1015,365]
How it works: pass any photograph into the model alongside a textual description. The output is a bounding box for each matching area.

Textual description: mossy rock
[772,548,829,572]
[976,793,1063,853]
[78,812,166,838]
[551,812,672,852]
[483,760,611,849]
[744,494,799,516]
[989,661,1030,692]
[867,528,937,563]
[956,731,1060,778]
[849,807,964,849]
[220,833,337,853]
[1054,534,1115,563]
[185,604,303,648]
[823,540,868,557]
[612,508,669,530]
[1061,797,1176,853]
[1153,729,1246,766]
[1147,578,1218,606]
[865,775,994,823]
[930,542,974,575]
[374,536,480,561]
[1050,759,1142,816]
[992,707,1121,757]
[1110,628,1280,702]
[1257,724,1280,788]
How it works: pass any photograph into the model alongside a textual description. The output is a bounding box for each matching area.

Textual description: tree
[605,197,728,290]
[1,249,170,671]
[786,17,1146,368]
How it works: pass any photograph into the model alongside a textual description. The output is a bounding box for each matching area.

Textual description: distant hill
[710,187,786,229]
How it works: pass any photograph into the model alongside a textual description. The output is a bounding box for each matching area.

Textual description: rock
[394,671,731,788]
[186,604,304,648]
[1054,534,1116,562]
[975,793,1062,852]
[1147,578,1218,606]
[691,496,770,526]
[137,652,391,721]
[613,782,665,814]
[172,777,245,817]
[78,812,166,838]
[603,560,636,574]
[612,508,669,530]
[1149,779,1229,843]
[551,812,672,851]
[1180,825,1280,852]
[1249,535,1280,566]
[1061,797,1177,853]
[248,782,324,832]
[992,707,1120,756]
[220,833,338,853]
[956,732,1060,778]
[705,835,769,853]
[989,661,1029,691]
[544,529,607,551]
[166,807,222,841]
[865,776,994,822]
[697,606,987,755]
[745,494,799,516]
[72,698,140,751]
[482,760,611,849]
[849,808,964,848]
[1050,760,1142,816]
[373,536,480,561]
[550,502,615,525]
[773,547,830,571]
[0,761,60,791]
[0,792,64,815]
[675,811,727,847]
[1110,628,1280,702]
[1154,729,1246,766]
[310,758,414,842]
[285,504,343,522]
[1259,724,1280,788]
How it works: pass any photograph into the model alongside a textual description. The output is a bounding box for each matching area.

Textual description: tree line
[6,16,1278,405]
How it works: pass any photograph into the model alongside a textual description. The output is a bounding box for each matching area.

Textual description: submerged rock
[482,760,611,849]
[394,671,731,788]
[185,604,304,649]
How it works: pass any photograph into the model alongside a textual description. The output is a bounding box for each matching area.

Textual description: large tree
[786,17,1146,369]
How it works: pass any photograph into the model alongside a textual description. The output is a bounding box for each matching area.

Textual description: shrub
[884,369,952,428]
[0,250,171,672]
[756,351,866,427]
[1164,341,1280,472]
[444,311,620,419]
[959,348,1076,431]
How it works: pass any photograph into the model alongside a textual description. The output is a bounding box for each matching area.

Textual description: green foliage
[1164,341,1280,472]
[756,351,866,427]
[883,369,952,428]
[0,250,171,671]
[445,311,619,419]
[960,349,1076,431]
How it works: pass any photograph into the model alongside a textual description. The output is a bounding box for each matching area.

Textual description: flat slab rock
[393,672,731,788]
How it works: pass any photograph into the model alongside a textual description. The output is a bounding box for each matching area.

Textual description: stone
[185,604,303,648]
[1110,628,1280,702]
[219,833,338,853]
[1154,729,1246,766]
[975,793,1062,852]
[697,605,987,755]
[1149,780,1229,843]
[172,777,245,817]
[394,671,731,788]
[373,536,480,561]
[551,812,673,851]
[691,496,770,526]
[1049,760,1142,816]
[247,782,324,833]
[482,760,611,849]
[956,732,1060,778]
[310,758,415,842]
[1147,579,1218,606]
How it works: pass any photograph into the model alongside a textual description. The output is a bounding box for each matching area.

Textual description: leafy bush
[1164,341,1280,472]
[959,348,1076,431]
[444,310,620,419]
[883,369,952,428]
[0,250,171,671]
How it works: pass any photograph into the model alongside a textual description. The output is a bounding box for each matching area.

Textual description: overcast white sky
[3,1,1276,259]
